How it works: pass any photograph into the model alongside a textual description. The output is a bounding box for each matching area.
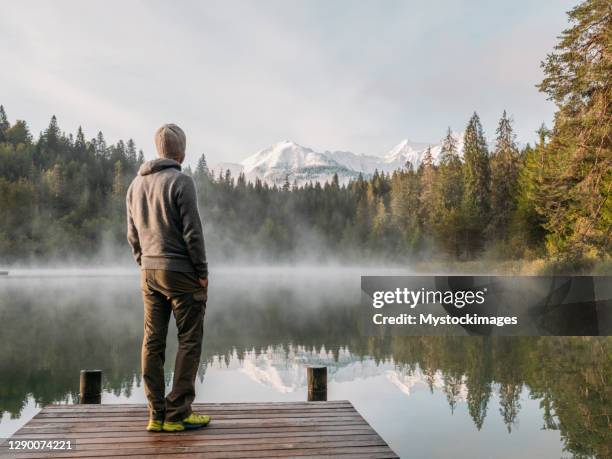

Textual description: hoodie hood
[138,158,182,176]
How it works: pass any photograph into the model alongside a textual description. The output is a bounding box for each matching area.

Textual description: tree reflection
[0,280,609,458]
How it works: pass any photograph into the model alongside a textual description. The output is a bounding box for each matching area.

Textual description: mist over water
[0,267,609,458]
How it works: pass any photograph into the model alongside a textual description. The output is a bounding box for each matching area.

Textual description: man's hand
[199,277,208,288]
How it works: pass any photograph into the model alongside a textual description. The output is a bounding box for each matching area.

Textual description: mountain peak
[276,140,301,148]
[383,138,433,164]
[214,133,465,186]
[241,140,320,175]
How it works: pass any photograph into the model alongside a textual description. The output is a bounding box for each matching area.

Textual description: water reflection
[0,269,609,458]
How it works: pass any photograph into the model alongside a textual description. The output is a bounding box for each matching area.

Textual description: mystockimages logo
[371,287,487,309]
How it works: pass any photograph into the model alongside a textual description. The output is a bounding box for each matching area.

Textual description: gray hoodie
[126,158,208,278]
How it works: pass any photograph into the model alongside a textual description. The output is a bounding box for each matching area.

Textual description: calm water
[0,268,609,458]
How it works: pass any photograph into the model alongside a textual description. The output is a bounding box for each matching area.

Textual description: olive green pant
[140,269,207,422]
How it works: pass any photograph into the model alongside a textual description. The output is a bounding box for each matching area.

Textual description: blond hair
[155,124,186,161]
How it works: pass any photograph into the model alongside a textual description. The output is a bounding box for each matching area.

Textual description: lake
[0,267,609,458]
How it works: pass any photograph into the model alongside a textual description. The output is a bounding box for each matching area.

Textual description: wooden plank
[34,409,360,419]
[25,416,365,426]
[37,406,355,417]
[39,405,355,416]
[11,423,376,441]
[3,402,398,459]
[11,426,377,441]
[12,423,375,436]
[17,419,369,434]
[43,401,352,411]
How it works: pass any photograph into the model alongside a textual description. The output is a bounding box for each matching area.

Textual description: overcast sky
[0,0,576,166]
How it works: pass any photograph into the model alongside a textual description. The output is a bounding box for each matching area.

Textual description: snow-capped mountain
[212,133,464,186]
[382,138,432,169]
[382,133,465,170]
[243,141,364,185]
[214,141,363,186]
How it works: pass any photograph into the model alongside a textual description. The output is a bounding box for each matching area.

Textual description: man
[126,123,210,433]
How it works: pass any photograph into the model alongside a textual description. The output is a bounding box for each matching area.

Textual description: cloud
[0,0,575,165]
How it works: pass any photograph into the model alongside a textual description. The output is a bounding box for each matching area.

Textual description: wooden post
[307,366,327,401]
[80,370,102,404]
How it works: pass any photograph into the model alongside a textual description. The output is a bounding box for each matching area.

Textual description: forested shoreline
[0,0,609,270]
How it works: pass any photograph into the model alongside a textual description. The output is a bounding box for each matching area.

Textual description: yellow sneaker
[183,412,211,429]
[146,419,163,432]
[162,421,185,432]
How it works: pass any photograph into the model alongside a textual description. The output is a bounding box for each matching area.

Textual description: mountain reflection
[222,345,470,401]
[0,271,609,458]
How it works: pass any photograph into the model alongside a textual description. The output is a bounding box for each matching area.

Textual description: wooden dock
[2,401,398,458]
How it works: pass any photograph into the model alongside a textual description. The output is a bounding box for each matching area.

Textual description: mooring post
[80,370,102,404]
[307,366,327,401]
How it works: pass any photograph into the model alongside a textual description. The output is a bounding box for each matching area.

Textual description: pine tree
[94,131,107,158]
[137,149,145,165]
[514,125,550,253]
[331,172,339,189]
[195,154,210,177]
[5,120,31,145]
[126,139,137,164]
[439,127,459,163]
[418,147,437,241]
[537,0,612,262]
[224,169,233,186]
[75,126,86,154]
[354,176,373,243]
[436,129,464,257]
[115,140,127,160]
[489,111,520,245]
[0,105,10,143]
[390,167,421,253]
[45,115,60,150]
[462,112,490,255]
[236,172,247,190]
